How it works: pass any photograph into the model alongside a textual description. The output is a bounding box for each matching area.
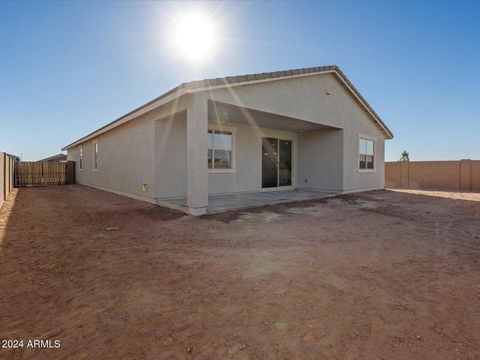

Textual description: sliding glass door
[262,137,292,188]
[279,139,292,186]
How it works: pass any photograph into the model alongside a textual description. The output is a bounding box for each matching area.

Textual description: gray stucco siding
[205,73,384,134]
[67,100,188,202]
[155,111,187,199]
[66,71,389,211]
[341,104,387,192]
[205,72,387,193]
[343,126,386,192]
[297,128,344,192]
[68,116,155,201]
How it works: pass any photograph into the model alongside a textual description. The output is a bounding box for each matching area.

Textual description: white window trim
[79,146,83,171]
[358,134,376,173]
[93,140,98,172]
[208,124,237,174]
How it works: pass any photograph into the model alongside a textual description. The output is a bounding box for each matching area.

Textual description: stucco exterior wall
[297,128,343,192]
[342,126,386,192]
[67,116,155,201]
[207,123,297,195]
[155,112,187,199]
[206,73,386,134]
[67,99,187,202]
[66,72,389,206]
[207,72,387,193]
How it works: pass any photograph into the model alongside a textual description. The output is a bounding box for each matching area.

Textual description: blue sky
[0,1,479,161]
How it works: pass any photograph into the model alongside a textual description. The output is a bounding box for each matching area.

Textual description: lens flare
[171,13,217,62]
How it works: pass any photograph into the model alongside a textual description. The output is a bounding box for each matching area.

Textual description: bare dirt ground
[0,185,479,360]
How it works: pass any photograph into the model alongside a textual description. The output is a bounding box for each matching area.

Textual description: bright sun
[171,13,217,63]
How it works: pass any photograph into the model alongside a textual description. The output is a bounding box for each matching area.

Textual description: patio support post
[186,93,209,215]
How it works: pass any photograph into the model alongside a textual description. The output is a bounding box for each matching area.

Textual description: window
[93,141,98,170]
[359,138,375,170]
[79,146,83,170]
[208,129,233,170]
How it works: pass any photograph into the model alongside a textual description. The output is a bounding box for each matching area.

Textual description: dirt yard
[1,185,479,360]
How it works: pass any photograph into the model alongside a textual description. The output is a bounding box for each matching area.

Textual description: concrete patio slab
[161,189,335,214]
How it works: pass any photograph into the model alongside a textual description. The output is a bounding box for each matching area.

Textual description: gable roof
[37,153,67,162]
[62,65,393,150]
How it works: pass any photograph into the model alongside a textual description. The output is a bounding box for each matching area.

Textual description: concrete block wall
[471,161,480,192]
[0,152,4,209]
[0,152,16,209]
[385,160,479,192]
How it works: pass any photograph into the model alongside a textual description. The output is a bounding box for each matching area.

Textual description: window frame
[358,135,376,172]
[79,146,83,171]
[93,140,98,171]
[208,125,237,173]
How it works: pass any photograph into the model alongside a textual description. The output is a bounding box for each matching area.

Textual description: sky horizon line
[1,1,479,161]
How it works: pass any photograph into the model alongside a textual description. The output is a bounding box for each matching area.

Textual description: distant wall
[0,152,16,209]
[385,160,480,192]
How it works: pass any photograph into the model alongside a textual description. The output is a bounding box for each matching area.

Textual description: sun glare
[171,13,217,63]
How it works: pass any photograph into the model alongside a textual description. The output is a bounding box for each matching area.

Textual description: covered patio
[150,67,390,216]
[155,97,344,215]
[161,188,335,214]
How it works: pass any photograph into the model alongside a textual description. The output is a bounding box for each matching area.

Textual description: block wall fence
[385,160,480,192]
[0,152,16,210]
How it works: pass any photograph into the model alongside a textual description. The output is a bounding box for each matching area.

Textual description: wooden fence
[385,159,480,192]
[15,161,75,187]
[1,152,16,209]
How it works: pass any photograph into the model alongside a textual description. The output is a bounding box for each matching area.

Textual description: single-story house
[63,65,393,215]
[37,153,67,162]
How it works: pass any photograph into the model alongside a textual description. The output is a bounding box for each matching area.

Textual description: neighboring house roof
[3,153,20,161]
[37,153,67,162]
[63,65,393,150]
